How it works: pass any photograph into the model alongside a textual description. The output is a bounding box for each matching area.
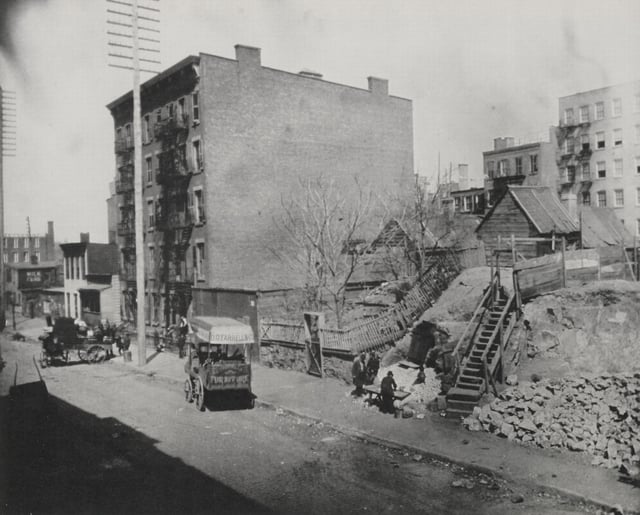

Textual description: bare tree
[274,176,380,328]
[378,176,466,280]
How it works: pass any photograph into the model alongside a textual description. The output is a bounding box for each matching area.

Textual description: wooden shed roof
[478,186,578,235]
[580,207,635,247]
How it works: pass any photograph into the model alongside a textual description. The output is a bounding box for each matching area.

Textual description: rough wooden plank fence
[260,252,463,356]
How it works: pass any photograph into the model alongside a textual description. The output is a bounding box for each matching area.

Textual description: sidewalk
[114,342,639,514]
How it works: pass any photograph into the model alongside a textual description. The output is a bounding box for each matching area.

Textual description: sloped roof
[508,186,579,234]
[580,207,635,247]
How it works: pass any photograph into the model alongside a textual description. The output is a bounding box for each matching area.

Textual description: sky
[0,0,639,243]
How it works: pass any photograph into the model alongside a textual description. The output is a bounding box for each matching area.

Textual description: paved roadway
[0,339,597,514]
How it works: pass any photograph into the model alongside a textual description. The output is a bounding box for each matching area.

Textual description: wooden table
[363,385,411,403]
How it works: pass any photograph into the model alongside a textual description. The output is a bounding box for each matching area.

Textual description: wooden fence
[260,252,463,356]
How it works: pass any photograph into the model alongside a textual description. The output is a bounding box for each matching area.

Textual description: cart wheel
[87,345,107,364]
[195,377,205,411]
[78,349,88,362]
[184,379,194,403]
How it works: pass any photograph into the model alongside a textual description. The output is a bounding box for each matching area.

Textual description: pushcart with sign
[184,316,255,411]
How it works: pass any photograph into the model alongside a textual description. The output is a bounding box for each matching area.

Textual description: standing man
[380,371,397,414]
[178,315,189,358]
[352,353,364,396]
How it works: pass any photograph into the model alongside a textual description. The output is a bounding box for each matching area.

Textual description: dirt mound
[388,266,511,361]
[519,280,640,379]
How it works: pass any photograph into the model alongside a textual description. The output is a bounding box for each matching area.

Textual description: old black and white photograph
[1,1,640,513]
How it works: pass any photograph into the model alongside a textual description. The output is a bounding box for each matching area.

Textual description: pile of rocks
[463,374,640,470]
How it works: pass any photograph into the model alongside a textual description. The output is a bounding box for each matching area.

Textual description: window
[563,108,574,125]
[177,97,185,119]
[515,156,523,175]
[463,196,471,212]
[597,161,606,178]
[486,161,495,178]
[192,92,199,123]
[454,197,461,212]
[612,98,622,117]
[596,132,605,149]
[22,251,28,262]
[12,238,17,248]
[156,109,162,124]
[192,139,203,170]
[116,127,122,143]
[614,189,624,207]
[595,102,605,120]
[2,253,6,264]
[146,156,153,183]
[563,166,576,183]
[497,159,509,176]
[566,137,575,154]
[614,159,623,177]
[613,129,623,146]
[125,124,132,146]
[580,133,590,151]
[143,114,151,143]
[193,188,205,223]
[34,238,40,249]
[581,162,590,180]
[147,199,155,229]
[34,252,40,263]
[529,154,538,174]
[167,103,174,120]
[12,252,18,263]
[579,105,589,123]
[597,190,607,207]
[581,192,591,206]
[23,237,29,247]
[194,241,205,280]
[148,245,155,275]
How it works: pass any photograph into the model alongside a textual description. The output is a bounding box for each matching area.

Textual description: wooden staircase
[445,270,520,419]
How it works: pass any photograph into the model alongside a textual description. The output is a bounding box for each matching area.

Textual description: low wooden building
[476,185,580,262]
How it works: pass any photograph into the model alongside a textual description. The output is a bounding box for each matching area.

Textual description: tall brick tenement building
[107,45,414,326]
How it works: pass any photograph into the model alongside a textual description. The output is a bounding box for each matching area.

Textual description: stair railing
[475,292,516,390]
[449,269,501,375]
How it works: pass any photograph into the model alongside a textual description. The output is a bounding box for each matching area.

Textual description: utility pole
[1,87,17,332]
[107,0,160,366]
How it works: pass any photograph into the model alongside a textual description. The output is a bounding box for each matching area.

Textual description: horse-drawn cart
[38,317,115,367]
[184,317,255,411]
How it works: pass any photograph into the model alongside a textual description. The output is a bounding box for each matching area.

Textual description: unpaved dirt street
[1,339,598,514]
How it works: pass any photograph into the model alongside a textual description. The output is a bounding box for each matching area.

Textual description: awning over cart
[190,316,255,345]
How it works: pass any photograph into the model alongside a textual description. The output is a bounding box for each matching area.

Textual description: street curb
[113,360,631,514]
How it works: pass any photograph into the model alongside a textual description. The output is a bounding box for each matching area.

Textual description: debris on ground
[462,374,640,471]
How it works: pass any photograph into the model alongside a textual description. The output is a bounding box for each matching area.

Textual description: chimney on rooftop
[235,44,261,69]
[494,137,515,151]
[367,76,388,97]
[80,232,90,243]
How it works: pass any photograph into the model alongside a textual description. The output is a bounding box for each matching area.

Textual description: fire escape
[153,112,194,323]
[556,121,592,197]
[115,138,136,290]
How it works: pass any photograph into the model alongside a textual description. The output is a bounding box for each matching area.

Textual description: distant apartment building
[483,135,558,209]
[556,80,640,235]
[107,45,414,327]
[2,221,57,267]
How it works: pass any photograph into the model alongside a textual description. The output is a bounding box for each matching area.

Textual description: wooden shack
[476,185,580,263]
